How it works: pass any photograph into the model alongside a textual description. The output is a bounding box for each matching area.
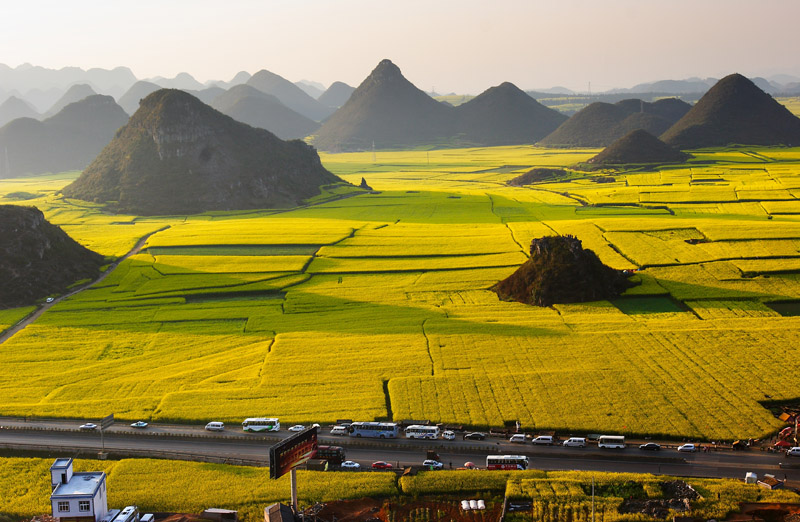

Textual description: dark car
[463,432,486,441]
[639,443,661,451]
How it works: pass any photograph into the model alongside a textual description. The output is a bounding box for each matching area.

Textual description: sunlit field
[3,145,800,439]
[1,457,796,522]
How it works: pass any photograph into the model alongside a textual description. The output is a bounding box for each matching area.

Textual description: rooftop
[50,458,72,469]
[52,472,105,498]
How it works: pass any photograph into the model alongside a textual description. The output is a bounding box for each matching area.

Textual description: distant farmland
[2,145,800,440]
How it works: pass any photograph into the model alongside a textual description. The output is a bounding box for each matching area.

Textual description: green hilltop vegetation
[3,144,800,441]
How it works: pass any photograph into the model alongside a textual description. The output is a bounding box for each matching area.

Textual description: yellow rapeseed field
[3,146,800,439]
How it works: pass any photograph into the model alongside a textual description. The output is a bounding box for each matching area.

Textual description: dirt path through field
[0,225,170,345]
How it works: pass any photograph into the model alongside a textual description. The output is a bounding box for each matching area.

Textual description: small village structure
[50,458,109,522]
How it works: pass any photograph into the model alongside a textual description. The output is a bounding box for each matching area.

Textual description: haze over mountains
[62,89,343,215]
[0,94,129,178]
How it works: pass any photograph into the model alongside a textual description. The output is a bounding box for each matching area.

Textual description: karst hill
[246,69,335,122]
[0,205,105,309]
[318,81,356,108]
[61,89,343,215]
[494,235,634,307]
[210,84,319,140]
[455,81,568,145]
[0,94,129,178]
[661,73,800,148]
[588,129,691,165]
[539,98,691,147]
[313,59,457,151]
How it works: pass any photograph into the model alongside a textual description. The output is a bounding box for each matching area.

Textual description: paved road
[1,418,796,480]
[0,225,170,345]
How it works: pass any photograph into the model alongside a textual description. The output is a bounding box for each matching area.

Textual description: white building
[50,458,109,522]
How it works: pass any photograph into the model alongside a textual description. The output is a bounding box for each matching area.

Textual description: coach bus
[314,445,346,464]
[597,435,626,449]
[242,417,280,432]
[404,425,440,439]
[486,455,529,470]
[348,421,399,438]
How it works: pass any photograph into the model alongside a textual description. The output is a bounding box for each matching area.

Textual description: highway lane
[1,425,797,481]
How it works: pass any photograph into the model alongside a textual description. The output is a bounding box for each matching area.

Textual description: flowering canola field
[2,146,800,439]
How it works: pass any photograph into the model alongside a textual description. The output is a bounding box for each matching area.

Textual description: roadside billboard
[269,426,318,479]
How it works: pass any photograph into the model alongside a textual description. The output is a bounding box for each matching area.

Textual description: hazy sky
[3,0,799,93]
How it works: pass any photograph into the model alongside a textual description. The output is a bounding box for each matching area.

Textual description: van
[330,425,349,436]
[562,437,586,447]
[442,430,456,440]
[787,447,800,457]
[532,435,554,445]
[509,434,526,443]
[205,422,224,431]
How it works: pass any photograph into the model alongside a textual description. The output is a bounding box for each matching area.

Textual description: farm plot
[3,147,800,438]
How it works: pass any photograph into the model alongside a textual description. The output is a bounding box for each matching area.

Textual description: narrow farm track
[0,225,171,345]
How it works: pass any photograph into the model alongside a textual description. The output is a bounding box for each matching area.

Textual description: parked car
[371,461,393,469]
[509,434,526,443]
[463,432,486,441]
[677,443,697,453]
[205,422,224,431]
[287,424,306,432]
[563,437,587,447]
[442,430,456,440]
[786,447,800,457]
[79,423,97,431]
[532,435,554,445]
[422,459,444,470]
[130,421,148,429]
[330,425,349,436]
[639,443,662,451]
[340,461,360,470]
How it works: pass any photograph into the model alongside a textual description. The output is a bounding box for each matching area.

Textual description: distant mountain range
[0,95,128,178]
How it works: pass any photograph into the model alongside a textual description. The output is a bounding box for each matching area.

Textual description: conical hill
[661,73,800,148]
[588,129,690,165]
[211,84,319,140]
[456,82,567,145]
[313,59,456,151]
[62,89,342,215]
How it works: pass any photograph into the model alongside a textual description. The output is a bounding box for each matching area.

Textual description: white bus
[348,422,398,438]
[242,418,280,432]
[404,425,440,439]
[486,455,529,470]
[597,435,625,449]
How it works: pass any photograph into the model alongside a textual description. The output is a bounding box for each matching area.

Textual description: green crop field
[3,145,800,439]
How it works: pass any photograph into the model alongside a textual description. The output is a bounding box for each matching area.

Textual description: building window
[57,501,70,512]
[79,500,91,512]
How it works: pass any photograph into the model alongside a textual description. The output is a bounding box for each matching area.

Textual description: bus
[314,445,346,464]
[597,435,626,449]
[348,422,399,438]
[486,455,529,470]
[405,425,440,439]
[242,418,280,432]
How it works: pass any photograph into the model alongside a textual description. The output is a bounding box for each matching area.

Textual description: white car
[45,297,54,303]
[330,425,349,436]
[130,421,148,429]
[79,423,97,431]
[677,443,697,452]
[340,460,360,470]
[287,424,306,432]
[563,437,587,447]
[786,447,800,457]
[441,430,456,440]
[509,434,526,443]
[422,459,444,470]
